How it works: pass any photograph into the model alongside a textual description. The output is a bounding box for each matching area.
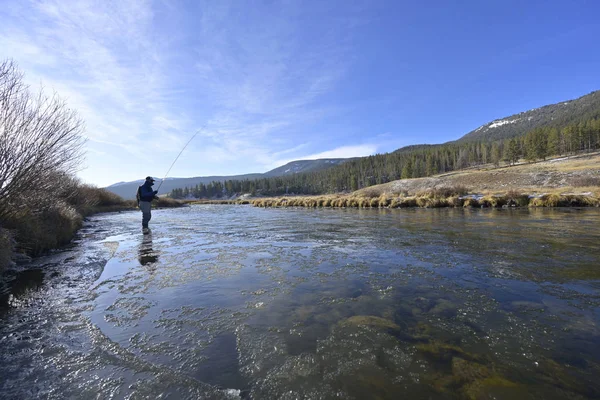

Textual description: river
[1,206,599,399]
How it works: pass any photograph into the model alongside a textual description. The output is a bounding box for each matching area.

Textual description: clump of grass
[397,197,418,207]
[7,201,83,256]
[415,196,429,208]
[505,190,530,207]
[562,194,599,207]
[357,198,369,208]
[530,194,565,207]
[337,198,348,207]
[447,196,463,207]
[417,197,449,208]
[463,198,480,208]
[378,194,390,208]
[480,196,507,208]
[304,198,318,207]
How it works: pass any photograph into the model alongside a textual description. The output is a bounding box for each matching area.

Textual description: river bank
[186,153,600,209]
[249,191,599,209]
[0,193,184,272]
[187,190,599,209]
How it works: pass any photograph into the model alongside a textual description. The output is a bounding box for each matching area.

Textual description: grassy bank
[0,186,184,271]
[247,154,600,209]
[249,190,600,209]
[177,153,600,210]
[180,189,599,209]
[186,199,251,205]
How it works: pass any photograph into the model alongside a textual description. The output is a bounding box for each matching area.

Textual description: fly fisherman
[137,176,159,230]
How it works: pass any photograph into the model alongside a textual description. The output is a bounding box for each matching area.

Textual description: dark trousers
[139,201,152,228]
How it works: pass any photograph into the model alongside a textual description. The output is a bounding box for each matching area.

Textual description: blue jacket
[138,182,158,202]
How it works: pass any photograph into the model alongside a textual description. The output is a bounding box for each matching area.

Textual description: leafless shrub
[0,227,15,269]
[0,59,86,221]
[154,197,184,208]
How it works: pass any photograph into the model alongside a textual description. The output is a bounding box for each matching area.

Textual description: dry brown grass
[479,195,507,208]
[154,197,185,208]
[5,201,83,256]
[529,194,599,207]
[218,190,600,209]
[357,152,600,198]
[570,176,600,187]
[228,154,600,211]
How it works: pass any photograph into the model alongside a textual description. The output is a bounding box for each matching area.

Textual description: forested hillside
[170,92,600,199]
[459,90,600,142]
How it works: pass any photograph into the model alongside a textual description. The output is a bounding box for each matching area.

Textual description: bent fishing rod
[156,125,206,192]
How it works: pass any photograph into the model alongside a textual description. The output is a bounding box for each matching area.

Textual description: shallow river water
[1,206,600,399]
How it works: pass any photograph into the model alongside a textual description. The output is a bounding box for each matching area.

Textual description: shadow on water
[138,231,159,268]
[0,268,46,312]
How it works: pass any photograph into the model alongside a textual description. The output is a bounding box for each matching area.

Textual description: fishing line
[156,125,206,192]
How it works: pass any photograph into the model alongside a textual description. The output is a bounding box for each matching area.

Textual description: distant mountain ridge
[105,158,351,199]
[262,158,355,177]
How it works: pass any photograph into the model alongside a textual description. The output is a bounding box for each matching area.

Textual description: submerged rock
[425,355,523,399]
[416,340,480,362]
[339,315,402,331]
[462,375,521,400]
[452,357,490,382]
[429,299,458,317]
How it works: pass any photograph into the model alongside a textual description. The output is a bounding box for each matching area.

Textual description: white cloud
[1,0,370,186]
[297,145,378,160]
[269,144,378,171]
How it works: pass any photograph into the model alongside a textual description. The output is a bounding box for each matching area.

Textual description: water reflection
[138,231,158,267]
[1,206,600,399]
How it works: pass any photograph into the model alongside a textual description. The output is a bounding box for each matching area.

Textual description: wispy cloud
[0,0,373,186]
[270,144,378,171]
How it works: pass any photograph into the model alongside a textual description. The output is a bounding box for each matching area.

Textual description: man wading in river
[137,176,159,231]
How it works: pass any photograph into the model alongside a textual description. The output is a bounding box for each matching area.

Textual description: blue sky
[1,0,599,187]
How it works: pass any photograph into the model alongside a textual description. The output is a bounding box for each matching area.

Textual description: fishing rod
[156,125,206,192]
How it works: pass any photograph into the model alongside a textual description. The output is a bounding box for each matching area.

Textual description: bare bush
[0,227,15,269]
[0,59,86,220]
[154,197,184,208]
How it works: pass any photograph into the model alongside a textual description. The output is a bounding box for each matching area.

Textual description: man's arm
[140,185,157,200]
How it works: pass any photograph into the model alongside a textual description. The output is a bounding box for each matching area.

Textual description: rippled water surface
[1,206,600,399]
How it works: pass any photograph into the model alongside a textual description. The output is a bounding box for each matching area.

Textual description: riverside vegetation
[0,60,181,271]
[186,152,600,209]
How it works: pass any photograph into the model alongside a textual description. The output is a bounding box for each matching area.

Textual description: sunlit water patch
[1,206,600,399]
